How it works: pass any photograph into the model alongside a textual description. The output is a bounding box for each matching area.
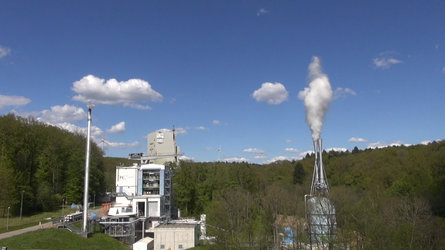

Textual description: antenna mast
[82,105,93,234]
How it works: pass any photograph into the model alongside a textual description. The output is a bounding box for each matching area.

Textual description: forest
[172,143,445,249]
[0,114,104,216]
[1,114,444,249]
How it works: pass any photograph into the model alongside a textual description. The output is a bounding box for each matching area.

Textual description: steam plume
[298,56,333,141]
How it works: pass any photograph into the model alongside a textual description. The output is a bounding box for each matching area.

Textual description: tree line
[0,114,104,216]
[172,142,445,249]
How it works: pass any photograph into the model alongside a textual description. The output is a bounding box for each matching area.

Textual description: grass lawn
[0,228,130,250]
[0,208,77,234]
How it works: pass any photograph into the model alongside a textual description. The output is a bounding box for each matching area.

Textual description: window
[178,244,183,249]
[160,244,165,249]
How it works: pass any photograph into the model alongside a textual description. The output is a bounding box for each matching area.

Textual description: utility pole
[20,190,24,220]
[62,198,65,225]
[82,105,93,234]
[7,206,10,231]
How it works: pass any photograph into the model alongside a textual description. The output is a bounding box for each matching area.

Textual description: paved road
[0,222,53,240]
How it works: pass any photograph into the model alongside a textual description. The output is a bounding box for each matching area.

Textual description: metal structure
[310,139,329,195]
[305,138,337,249]
[82,105,92,233]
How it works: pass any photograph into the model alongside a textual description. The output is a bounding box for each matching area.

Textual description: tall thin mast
[82,105,92,233]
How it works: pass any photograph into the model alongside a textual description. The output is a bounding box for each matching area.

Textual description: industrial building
[153,223,199,250]
[100,129,200,249]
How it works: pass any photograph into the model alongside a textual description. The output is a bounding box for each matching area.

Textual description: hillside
[170,141,445,249]
[0,114,104,216]
[0,229,129,250]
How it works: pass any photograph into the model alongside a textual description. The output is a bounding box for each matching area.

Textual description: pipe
[82,105,92,233]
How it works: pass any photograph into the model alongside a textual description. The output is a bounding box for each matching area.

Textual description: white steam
[298,56,333,141]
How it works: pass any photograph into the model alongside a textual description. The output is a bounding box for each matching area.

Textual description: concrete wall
[153,224,197,250]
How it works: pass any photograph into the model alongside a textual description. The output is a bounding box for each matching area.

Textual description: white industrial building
[101,128,199,249]
[114,163,172,219]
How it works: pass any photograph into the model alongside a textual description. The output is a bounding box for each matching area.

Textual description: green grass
[0,208,77,234]
[0,228,130,250]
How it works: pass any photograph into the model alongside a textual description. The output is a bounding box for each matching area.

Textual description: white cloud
[421,140,431,145]
[175,126,207,135]
[265,155,302,164]
[213,120,221,125]
[123,103,151,110]
[373,56,402,69]
[72,75,163,108]
[223,157,248,162]
[254,155,267,159]
[38,104,86,124]
[256,8,269,16]
[442,66,445,73]
[56,122,104,139]
[0,94,31,109]
[102,140,140,149]
[348,137,368,143]
[243,148,264,154]
[367,141,386,149]
[334,87,356,99]
[299,150,314,157]
[285,147,300,153]
[107,121,126,134]
[179,155,194,162]
[285,139,293,144]
[367,141,410,149]
[252,82,288,105]
[175,127,188,135]
[0,45,11,59]
[326,147,348,153]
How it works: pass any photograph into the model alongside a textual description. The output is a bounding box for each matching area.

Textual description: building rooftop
[156,223,197,229]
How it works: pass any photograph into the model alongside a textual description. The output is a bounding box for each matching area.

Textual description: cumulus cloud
[56,122,104,139]
[180,155,194,162]
[252,82,288,105]
[265,155,303,164]
[223,157,248,162]
[102,140,140,149]
[213,120,221,125]
[285,147,300,153]
[107,121,126,134]
[38,105,86,124]
[0,94,31,109]
[254,155,267,159]
[348,137,368,143]
[367,141,410,149]
[373,55,402,69]
[243,148,265,154]
[0,45,11,59]
[256,8,269,16]
[72,75,163,108]
[334,87,356,99]
[421,140,431,145]
[325,147,348,152]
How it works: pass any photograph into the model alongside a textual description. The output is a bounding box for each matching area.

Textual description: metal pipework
[310,138,329,195]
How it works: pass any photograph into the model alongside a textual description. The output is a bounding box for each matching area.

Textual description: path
[0,222,53,240]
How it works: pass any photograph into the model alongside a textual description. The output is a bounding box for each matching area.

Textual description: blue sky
[1,1,444,163]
